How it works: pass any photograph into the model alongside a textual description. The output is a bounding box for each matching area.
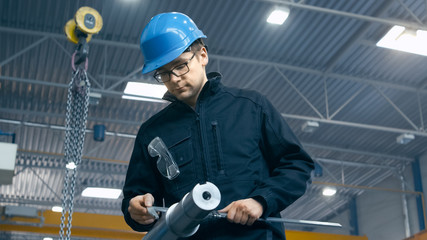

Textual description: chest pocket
[160,129,195,193]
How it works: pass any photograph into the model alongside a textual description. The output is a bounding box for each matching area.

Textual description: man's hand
[128,193,156,225]
[218,198,263,226]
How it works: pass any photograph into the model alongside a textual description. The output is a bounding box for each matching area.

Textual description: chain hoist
[60,6,103,240]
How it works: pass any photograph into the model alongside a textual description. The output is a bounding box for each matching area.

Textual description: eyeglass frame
[153,51,197,83]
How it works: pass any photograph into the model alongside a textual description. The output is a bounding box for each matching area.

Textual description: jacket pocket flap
[162,129,192,166]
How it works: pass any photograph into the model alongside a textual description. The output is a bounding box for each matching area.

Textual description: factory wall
[357,163,421,240]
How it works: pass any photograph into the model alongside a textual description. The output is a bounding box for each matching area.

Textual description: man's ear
[200,47,209,66]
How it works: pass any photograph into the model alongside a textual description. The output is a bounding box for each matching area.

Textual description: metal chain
[59,62,90,240]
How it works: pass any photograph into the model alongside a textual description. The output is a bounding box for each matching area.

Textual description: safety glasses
[148,137,180,180]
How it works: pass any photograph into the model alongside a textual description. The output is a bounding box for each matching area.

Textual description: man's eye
[174,64,186,71]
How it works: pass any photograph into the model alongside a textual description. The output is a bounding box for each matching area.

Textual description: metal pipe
[412,157,427,230]
[400,173,411,237]
[143,182,221,240]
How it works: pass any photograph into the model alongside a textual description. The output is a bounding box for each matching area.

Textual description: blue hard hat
[140,12,207,74]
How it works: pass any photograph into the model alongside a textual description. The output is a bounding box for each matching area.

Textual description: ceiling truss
[0,26,426,138]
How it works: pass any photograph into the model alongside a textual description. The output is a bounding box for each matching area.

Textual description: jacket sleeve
[121,133,164,232]
[249,96,314,218]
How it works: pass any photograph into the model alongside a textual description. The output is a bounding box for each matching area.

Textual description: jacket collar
[162,72,222,102]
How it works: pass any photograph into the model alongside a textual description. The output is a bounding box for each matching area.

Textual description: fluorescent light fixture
[322,187,337,196]
[396,133,415,144]
[123,82,167,103]
[43,238,54,240]
[66,162,76,170]
[51,206,63,212]
[122,95,167,103]
[267,8,290,25]
[377,25,427,56]
[89,92,102,105]
[81,187,122,199]
[301,121,319,133]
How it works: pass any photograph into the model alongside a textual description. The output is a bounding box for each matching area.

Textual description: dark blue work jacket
[122,72,314,239]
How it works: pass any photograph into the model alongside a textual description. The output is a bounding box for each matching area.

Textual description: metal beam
[26,167,62,201]
[418,92,425,131]
[314,161,340,183]
[400,173,412,237]
[395,0,424,25]
[275,66,324,119]
[0,107,143,126]
[315,157,398,170]
[0,118,138,139]
[210,54,427,95]
[323,78,329,119]
[281,113,427,137]
[329,85,367,120]
[259,0,427,30]
[0,210,145,240]
[0,26,139,50]
[349,198,359,236]
[0,36,48,67]
[305,143,412,162]
[2,111,427,146]
[413,157,426,231]
[242,66,271,89]
[106,65,144,91]
[0,26,425,94]
[0,75,166,102]
[324,0,395,73]
[373,85,419,130]
[1,113,426,156]
[313,181,423,195]
[0,197,122,214]
[0,212,370,240]
[16,150,129,170]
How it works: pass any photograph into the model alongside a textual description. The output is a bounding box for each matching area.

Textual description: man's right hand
[128,193,156,225]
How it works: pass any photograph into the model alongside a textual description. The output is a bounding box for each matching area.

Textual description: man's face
[157,47,209,107]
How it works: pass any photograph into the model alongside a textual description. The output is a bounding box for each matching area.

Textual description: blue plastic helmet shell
[140,12,207,74]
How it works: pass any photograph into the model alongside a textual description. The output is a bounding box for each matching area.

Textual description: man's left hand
[218,198,263,226]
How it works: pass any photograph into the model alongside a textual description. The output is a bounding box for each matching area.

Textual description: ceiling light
[396,133,415,144]
[122,95,167,103]
[123,82,167,103]
[88,92,102,105]
[43,238,54,240]
[267,8,290,25]
[377,25,427,56]
[51,206,63,212]
[322,187,337,196]
[301,121,319,133]
[81,187,122,199]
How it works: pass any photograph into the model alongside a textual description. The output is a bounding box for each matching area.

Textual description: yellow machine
[64,6,103,44]
[64,6,103,65]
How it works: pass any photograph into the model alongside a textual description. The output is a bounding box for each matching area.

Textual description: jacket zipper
[196,103,209,183]
[211,121,225,174]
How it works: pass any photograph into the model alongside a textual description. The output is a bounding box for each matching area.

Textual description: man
[122,12,314,239]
